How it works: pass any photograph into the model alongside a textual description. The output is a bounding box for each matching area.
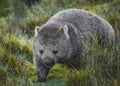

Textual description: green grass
[0,0,10,17]
[0,0,120,86]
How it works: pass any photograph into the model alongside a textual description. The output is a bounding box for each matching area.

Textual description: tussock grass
[0,0,120,86]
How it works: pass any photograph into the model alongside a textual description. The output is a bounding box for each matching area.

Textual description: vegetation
[0,0,120,86]
[0,0,10,17]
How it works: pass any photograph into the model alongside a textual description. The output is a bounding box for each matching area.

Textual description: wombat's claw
[32,80,38,83]
[32,79,46,83]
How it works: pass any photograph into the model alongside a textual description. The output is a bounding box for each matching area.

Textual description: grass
[0,0,10,17]
[0,0,120,86]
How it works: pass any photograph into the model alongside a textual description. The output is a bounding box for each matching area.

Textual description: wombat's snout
[43,57,55,67]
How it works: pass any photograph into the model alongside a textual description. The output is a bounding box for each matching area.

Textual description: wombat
[33,9,115,82]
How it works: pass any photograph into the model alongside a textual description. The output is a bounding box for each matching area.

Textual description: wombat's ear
[63,25,69,39]
[35,26,41,36]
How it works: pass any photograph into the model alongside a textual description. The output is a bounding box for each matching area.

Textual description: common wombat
[33,9,115,82]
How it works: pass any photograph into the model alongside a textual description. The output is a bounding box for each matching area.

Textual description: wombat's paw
[32,80,38,83]
[32,79,46,83]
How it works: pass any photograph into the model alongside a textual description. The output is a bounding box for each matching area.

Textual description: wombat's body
[33,9,115,82]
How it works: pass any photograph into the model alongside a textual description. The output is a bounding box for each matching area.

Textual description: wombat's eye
[52,50,58,54]
[39,50,44,54]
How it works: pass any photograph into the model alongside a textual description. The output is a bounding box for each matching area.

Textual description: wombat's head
[33,24,72,68]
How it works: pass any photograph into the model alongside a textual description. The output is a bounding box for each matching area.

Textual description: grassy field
[0,0,120,86]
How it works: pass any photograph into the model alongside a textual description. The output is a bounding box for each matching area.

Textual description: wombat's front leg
[33,58,49,83]
[37,65,49,82]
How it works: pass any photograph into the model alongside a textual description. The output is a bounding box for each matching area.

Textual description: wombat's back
[46,9,115,47]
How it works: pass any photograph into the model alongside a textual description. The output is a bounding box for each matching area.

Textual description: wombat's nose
[44,58,55,67]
